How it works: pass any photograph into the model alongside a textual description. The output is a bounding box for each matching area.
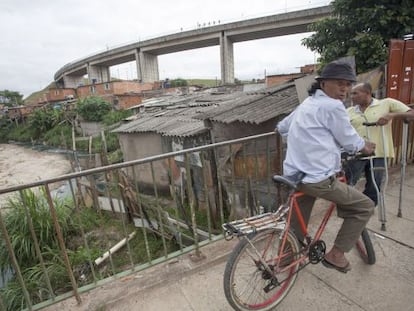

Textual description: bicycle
[222,154,376,311]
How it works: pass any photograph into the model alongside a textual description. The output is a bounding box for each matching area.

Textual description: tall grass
[0,188,73,269]
[0,188,74,310]
[0,186,181,310]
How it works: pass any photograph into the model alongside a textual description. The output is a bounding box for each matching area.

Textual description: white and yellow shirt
[347,98,409,158]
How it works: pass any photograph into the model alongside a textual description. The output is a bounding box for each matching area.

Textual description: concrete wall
[137,51,159,82]
[87,64,110,84]
[220,34,234,84]
[79,121,105,137]
[294,74,317,104]
[63,74,85,89]
[118,132,170,192]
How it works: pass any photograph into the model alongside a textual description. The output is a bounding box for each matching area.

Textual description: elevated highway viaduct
[54,5,332,88]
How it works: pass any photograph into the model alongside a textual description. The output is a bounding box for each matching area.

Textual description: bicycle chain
[266,240,326,288]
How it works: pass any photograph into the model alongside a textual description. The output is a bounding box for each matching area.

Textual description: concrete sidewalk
[46,164,414,311]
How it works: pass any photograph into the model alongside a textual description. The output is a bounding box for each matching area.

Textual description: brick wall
[76,81,154,99]
[47,88,77,102]
[116,94,143,110]
[112,81,154,94]
[266,73,304,87]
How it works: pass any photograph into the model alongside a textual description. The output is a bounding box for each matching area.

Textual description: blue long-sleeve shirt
[277,89,365,183]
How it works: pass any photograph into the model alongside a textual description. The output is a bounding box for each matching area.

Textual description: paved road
[46,164,414,311]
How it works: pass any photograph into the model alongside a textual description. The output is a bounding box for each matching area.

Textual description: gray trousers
[294,176,374,252]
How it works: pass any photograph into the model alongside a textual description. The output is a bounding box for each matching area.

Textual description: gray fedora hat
[315,60,357,82]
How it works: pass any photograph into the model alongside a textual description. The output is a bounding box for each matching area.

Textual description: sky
[0,0,331,99]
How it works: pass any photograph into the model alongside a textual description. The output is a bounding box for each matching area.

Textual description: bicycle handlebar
[362,122,377,127]
[341,151,375,161]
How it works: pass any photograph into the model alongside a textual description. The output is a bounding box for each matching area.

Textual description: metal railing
[0,121,413,310]
[0,132,282,310]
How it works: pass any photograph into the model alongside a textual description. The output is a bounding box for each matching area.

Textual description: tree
[76,96,112,122]
[169,78,188,87]
[302,0,414,73]
[28,108,65,138]
[0,90,23,106]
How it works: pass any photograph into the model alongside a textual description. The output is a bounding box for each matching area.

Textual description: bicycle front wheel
[223,229,300,311]
[356,228,376,265]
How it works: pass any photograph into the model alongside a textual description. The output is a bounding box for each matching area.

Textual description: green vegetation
[186,78,220,88]
[0,118,13,142]
[302,0,414,73]
[102,109,132,126]
[0,90,23,106]
[0,188,179,310]
[23,82,56,105]
[168,78,188,87]
[0,96,129,160]
[42,124,73,149]
[76,97,112,122]
[28,108,67,138]
[0,189,75,310]
[5,123,36,143]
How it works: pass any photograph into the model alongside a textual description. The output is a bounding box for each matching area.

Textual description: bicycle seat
[272,172,305,189]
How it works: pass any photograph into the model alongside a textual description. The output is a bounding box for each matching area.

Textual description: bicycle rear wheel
[223,229,300,311]
[356,228,376,265]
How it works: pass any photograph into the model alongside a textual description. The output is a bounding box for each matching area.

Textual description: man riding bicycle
[277,60,376,273]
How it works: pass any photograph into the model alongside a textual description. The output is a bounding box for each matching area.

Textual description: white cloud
[0,0,329,98]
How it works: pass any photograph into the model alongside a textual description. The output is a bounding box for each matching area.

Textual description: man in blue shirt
[277,61,376,273]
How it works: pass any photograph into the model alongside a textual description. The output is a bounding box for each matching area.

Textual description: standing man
[277,61,376,273]
[346,82,414,205]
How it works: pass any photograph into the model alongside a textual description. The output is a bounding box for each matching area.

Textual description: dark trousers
[344,158,385,205]
[292,176,374,252]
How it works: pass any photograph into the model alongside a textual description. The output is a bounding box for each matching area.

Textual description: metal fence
[0,132,282,311]
[0,122,413,311]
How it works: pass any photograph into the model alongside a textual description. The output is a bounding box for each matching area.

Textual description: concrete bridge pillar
[62,75,84,88]
[220,32,235,85]
[136,49,159,82]
[87,64,110,84]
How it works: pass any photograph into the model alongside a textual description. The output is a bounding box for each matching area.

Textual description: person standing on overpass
[345,82,414,205]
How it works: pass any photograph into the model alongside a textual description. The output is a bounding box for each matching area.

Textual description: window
[90,85,96,94]
[104,83,110,90]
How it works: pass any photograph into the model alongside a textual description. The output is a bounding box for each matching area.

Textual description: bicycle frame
[275,190,336,272]
[222,170,376,311]
[277,173,351,267]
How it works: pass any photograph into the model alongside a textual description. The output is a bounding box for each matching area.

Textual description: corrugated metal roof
[114,104,215,137]
[113,82,299,136]
[195,83,299,124]
[195,91,244,103]
[113,113,207,137]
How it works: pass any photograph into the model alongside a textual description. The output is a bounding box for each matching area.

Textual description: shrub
[76,97,111,122]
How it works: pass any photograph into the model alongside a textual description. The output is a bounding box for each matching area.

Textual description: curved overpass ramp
[54,5,332,88]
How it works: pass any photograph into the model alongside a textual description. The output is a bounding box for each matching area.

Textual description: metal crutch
[363,122,388,231]
[398,119,409,217]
